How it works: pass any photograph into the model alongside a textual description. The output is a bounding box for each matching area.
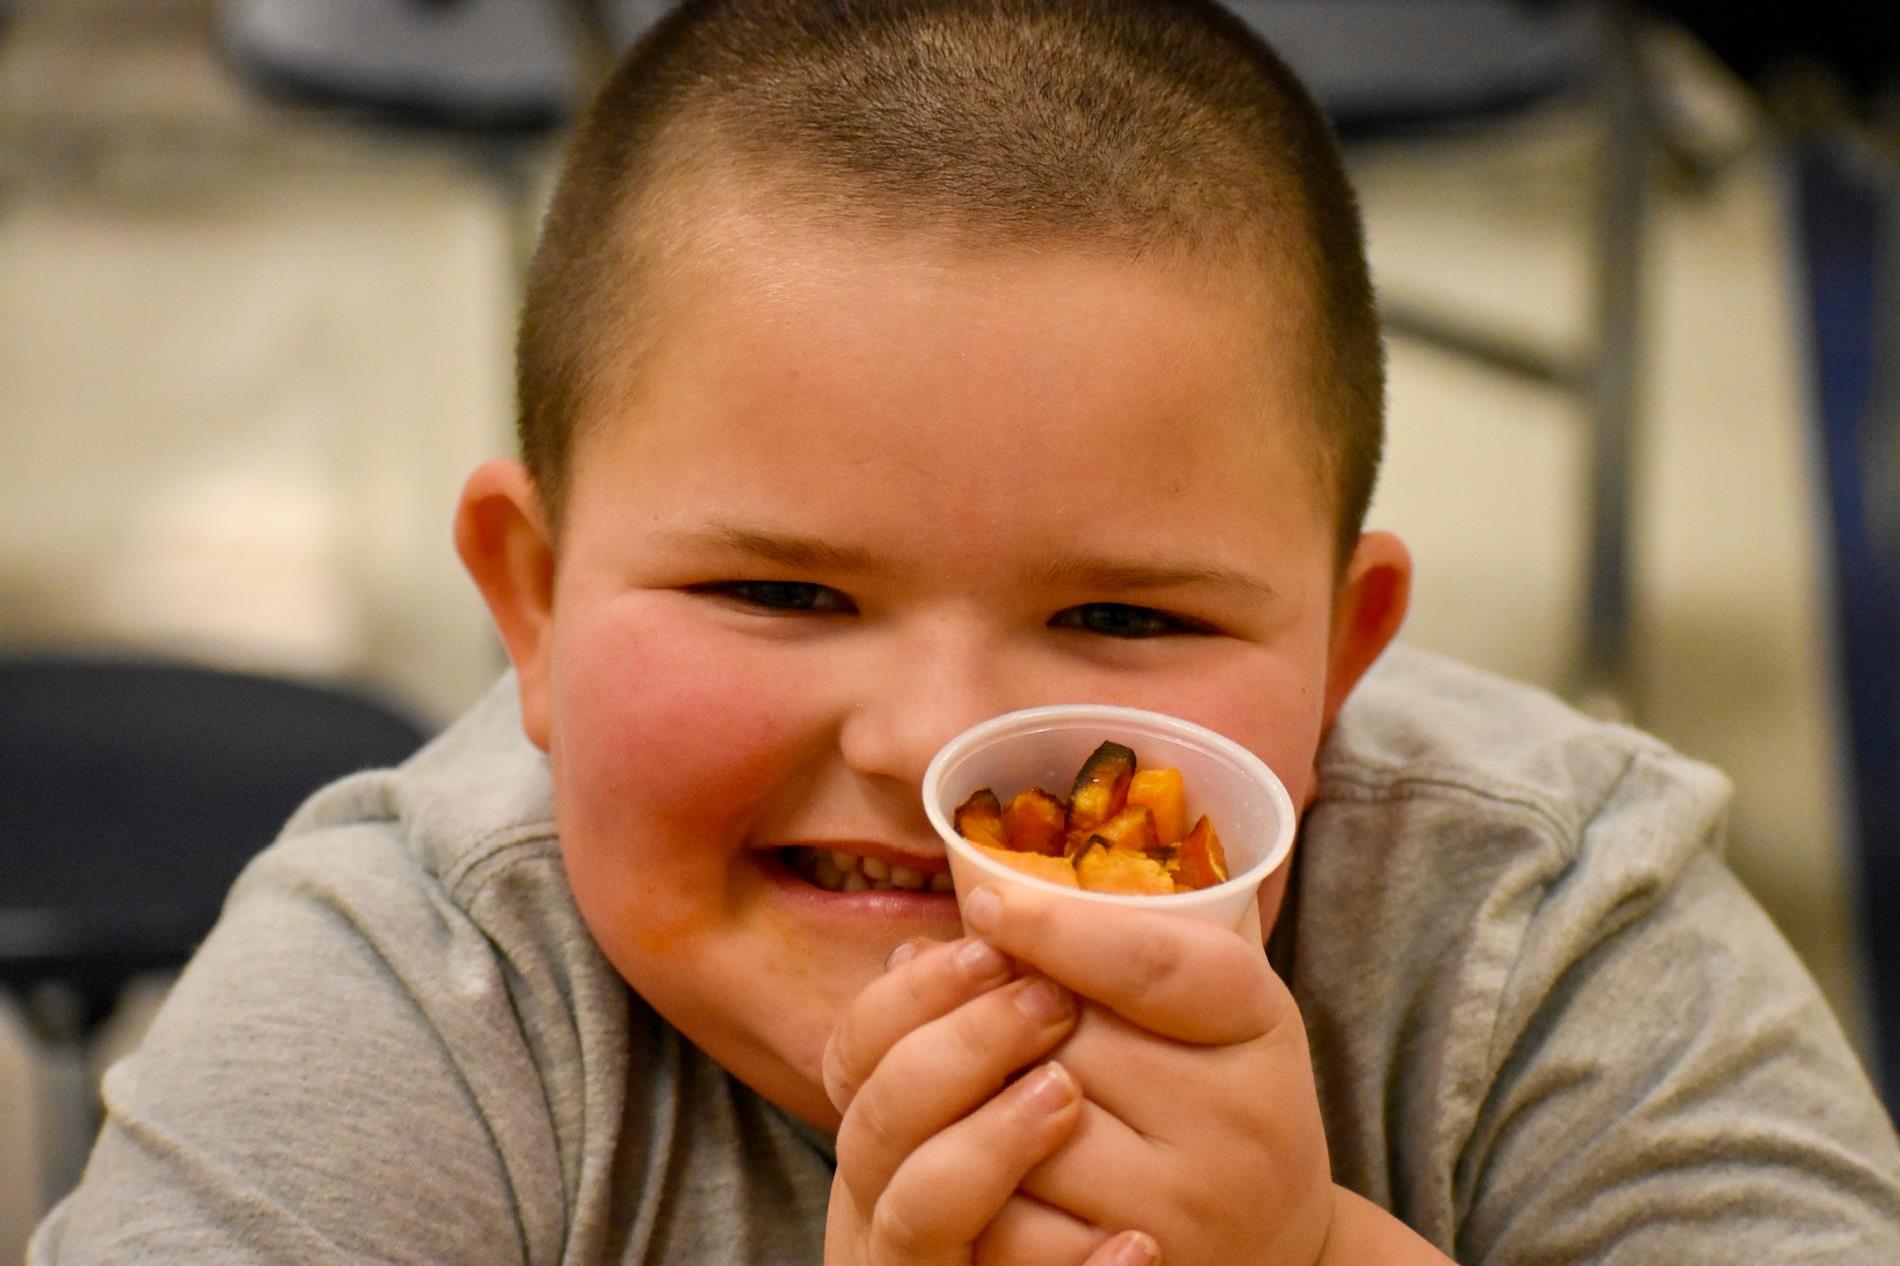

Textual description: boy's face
[458,214,1408,1131]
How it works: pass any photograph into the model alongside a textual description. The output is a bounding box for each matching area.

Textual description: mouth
[781,846,955,894]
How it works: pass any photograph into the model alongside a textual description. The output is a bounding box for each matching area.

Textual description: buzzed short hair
[517,0,1384,560]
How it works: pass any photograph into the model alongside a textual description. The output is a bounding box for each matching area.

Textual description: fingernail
[1015,976,1071,1024]
[1107,1229,1159,1266]
[1020,1061,1076,1113]
[963,884,1001,933]
[954,938,1009,981]
[884,940,919,972]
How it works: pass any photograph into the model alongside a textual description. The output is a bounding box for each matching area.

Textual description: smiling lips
[783,846,955,894]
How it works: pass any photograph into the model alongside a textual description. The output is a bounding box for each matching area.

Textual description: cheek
[1141,647,1329,811]
[547,602,819,877]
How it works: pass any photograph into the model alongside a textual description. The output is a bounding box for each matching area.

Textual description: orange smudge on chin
[631,911,709,957]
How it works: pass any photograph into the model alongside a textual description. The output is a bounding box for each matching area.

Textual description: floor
[0,0,1880,1253]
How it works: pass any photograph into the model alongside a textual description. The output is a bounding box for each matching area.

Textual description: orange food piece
[1126,767,1187,845]
[952,746,1224,899]
[953,788,1010,849]
[1002,787,1068,856]
[975,842,1080,887]
[1068,741,1135,832]
[1089,805,1157,854]
[1074,842,1175,895]
[1173,815,1229,891]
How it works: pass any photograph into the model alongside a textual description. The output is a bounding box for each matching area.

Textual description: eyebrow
[660,524,1276,600]
[1033,554,1277,600]
[658,525,880,573]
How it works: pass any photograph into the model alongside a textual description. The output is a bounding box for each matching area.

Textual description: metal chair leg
[1576,0,1652,715]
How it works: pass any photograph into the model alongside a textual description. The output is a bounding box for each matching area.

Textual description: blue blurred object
[1789,137,1900,1114]
[216,0,1601,136]
[1233,0,1598,135]
[216,0,674,130]
[218,0,579,131]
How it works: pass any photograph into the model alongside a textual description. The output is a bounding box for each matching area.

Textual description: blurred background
[2,0,1896,1254]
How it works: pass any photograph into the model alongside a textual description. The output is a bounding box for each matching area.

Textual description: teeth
[787,848,949,895]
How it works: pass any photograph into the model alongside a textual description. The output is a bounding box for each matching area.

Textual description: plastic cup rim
[922,703,1297,908]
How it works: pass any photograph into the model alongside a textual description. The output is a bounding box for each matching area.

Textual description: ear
[1321,529,1412,729]
[454,459,557,751]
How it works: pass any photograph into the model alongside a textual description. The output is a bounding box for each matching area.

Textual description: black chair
[0,653,431,1208]
[0,652,430,1033]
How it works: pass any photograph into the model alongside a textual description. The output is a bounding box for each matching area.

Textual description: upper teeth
[795,848,953,893]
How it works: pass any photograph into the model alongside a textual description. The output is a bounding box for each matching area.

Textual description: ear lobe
[453,459,557,750]
[1322,530,1412,728]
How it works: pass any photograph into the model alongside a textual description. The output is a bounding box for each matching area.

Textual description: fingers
[1026,1079,1200,1224]
[972,1194,1111,1266]
[823,936,1013,1113]
[867,1061,1084,1260]
[961,884,1290,1045]
[836,973,1078,1205]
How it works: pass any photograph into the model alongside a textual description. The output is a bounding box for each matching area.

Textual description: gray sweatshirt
[31,648,1900,1263]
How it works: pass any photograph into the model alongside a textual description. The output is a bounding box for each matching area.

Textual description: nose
[837,615,1013,790]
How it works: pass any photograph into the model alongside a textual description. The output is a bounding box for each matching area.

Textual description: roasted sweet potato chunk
[951,743,1227,897]
[1089,805,1158,854]
[975,842,1080,887]
[1173,814,1228,891]
[1002,787,1068,856]
[1068,741,1135,832]
[953,787,1010,849]
[1126,767,1187,845]
[1073,841,1175,895]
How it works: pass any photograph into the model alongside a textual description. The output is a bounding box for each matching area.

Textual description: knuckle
[1171,1156,1227,1227]
[842,1087,909,1172]
[821,1022,864,1110]
[870,1193,936,1258]
[1121,929,1188,1000]
[821,1057,858,1115]
[896,939,970,1019]
[947,990,1025,1066]
[900,949,948,1011]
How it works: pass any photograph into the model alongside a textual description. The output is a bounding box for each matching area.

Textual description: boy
[34,1,1900,1262]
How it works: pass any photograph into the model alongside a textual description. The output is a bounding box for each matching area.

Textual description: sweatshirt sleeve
[1453,844,1900,1264]
[28,822,566,1266]
[1299,650,1900,1264]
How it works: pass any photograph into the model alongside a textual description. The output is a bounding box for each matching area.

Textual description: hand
[960,882,1336,1266]
[822,935,1166,1266]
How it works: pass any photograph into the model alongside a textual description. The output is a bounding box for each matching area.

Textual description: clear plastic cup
[922,704,1297,931]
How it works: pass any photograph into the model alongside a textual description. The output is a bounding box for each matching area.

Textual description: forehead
[582,202,1332,511]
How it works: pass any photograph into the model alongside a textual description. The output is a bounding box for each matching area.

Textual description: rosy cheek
[1154,664,1325,810]
[552,606,810,851]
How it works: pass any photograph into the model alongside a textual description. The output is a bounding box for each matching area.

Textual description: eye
[690,580,857,614]
[1048,602,1212,639]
